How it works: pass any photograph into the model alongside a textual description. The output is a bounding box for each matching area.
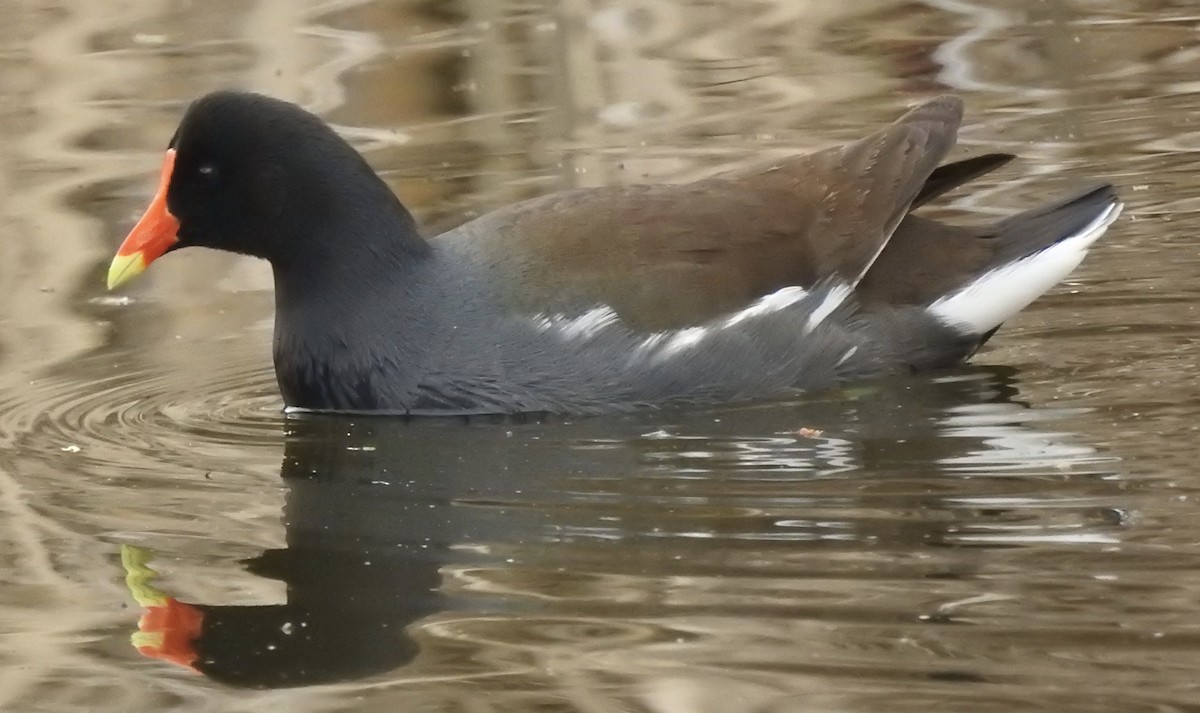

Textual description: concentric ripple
[0,340,284,476]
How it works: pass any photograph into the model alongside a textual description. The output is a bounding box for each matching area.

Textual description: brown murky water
[1,1,1198,711]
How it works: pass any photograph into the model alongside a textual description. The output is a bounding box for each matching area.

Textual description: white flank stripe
[661,327,708,355]
[631,332,666,359]
[928,201,1122,334]
[535,306,619,340]
[805,284,852,332]
[535,282,854,365]
[724,285,809,327]
[556,306,618,339]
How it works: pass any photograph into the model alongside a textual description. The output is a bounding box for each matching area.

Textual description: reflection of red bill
[133,598,204,671]
[121,544,202,672]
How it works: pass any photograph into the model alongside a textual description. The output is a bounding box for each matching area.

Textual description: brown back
[450,97,965,330]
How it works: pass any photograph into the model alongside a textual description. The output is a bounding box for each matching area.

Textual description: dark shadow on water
[119,366,1118,688]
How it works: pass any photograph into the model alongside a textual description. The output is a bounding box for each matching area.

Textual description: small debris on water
[641,429,673,439]
[88,295,134,307]
[793,427,824,439]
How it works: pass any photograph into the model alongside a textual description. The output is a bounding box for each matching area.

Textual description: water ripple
[0,342,283,474]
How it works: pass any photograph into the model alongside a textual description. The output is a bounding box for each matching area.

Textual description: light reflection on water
[0,1,1198,711]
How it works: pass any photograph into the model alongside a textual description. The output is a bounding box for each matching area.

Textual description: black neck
[268,210,438,412]
[268,163,431,281]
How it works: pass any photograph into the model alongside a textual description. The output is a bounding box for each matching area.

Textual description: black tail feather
[990,183,1118,265]
[913,153,1015,208]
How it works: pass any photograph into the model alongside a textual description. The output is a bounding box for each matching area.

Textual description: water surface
[0,1,1198,711]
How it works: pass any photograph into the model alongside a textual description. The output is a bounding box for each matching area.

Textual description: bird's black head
[108,91,422,289]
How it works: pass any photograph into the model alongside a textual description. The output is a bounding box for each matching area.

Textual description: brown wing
[450,96,965,331]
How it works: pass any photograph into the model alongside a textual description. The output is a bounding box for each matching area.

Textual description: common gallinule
[107,92,1121,415]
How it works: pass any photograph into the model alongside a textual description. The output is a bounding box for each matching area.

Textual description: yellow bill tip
[107,252,147,290]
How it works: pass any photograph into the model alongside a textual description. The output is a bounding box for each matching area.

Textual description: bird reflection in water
[118,367,1121,689]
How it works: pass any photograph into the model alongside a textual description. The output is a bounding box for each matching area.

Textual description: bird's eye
[198,164,218,179]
